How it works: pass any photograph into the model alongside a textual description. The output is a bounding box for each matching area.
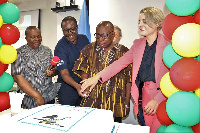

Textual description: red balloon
[0,92,10,112]
[194,9,200,25]
[0,24,20,45]
[0,61,4,76]
[170,58,200,91]
[162,13,194,40]
[3,63,8,71]
[157,99,174,126]
[191,122,200,133]
[0,0,8,5]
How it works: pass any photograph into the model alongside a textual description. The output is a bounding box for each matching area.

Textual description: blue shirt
[54,34,89,97]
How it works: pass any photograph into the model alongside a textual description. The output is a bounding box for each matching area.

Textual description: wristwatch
[125,105,130,108]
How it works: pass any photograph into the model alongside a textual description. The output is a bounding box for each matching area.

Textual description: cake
[1,104,115,133]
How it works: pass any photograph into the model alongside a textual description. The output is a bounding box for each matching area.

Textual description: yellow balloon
[0,45,17,64]
[160,72,181,98]
[194,88,200,98]
[172,23,200,57]
[0,15,3,28]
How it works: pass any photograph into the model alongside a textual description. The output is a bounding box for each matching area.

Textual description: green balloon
[157,125,167,133]
[166,0,199,16]
[162,43,200,68]
[0,43,5,48]
[0,37,3,48]
[164,124,194,133]
[0,72,14,92]
[163,43,183,68]
[194,55,200,61]
[166,91,200,127]
[0,3,20,24]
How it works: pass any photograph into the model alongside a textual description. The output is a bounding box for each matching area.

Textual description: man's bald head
[95,21,115,50]
[96,21,114,31]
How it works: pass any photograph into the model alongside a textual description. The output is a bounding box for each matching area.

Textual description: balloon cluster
[0,0,20,112]
[157,0,200,133]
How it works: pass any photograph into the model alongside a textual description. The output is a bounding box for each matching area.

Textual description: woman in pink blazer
[81,7,170,133]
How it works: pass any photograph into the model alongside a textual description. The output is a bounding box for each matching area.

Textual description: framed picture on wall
[12,9,41,49]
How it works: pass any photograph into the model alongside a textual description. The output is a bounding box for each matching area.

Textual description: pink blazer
[99,33,170,115]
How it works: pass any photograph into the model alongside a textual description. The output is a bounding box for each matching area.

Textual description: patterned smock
[73,42,132,117]
[11,44,61,109]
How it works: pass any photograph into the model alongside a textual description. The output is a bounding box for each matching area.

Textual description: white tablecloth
[0,108,26,120]
[113,122,150,133]
[0,107,150,133]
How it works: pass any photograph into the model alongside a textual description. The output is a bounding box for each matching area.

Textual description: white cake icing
[2,104,115,133]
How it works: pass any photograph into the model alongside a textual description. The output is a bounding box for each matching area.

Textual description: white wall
[9,0,170,125]
[40,0,58,51]
[89,0,170,48]
[12,0,170,52]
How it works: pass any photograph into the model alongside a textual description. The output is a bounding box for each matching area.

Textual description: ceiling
[9,0,45,5]
[9,0,31,3]
[9,0,29,5]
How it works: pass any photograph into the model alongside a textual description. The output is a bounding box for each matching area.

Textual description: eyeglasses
[62,27,77,33]
[94,31,113,39]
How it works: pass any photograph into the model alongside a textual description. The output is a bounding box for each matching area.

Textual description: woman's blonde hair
[140,7,164,31]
